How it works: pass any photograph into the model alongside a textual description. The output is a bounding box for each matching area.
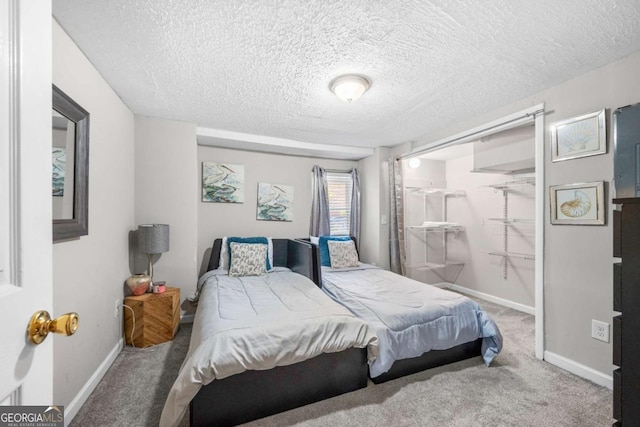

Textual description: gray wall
[358,147,390,269]
[52,19,135,407]
[197,146,357,275]
[536,55,639,377]
[134,117,199,316]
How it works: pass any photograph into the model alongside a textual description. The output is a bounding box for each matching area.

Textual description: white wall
[134,117,198,317]
[52,19,135,408]
[197,146,356,275]
[393,50,640,379]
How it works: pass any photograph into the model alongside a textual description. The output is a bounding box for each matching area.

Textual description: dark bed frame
[299,237,483,384]
[189,238,368,427]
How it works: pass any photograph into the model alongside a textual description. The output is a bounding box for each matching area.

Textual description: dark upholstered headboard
[205,238,318,286]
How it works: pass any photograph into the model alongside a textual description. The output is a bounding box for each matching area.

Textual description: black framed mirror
[52,84,89,242]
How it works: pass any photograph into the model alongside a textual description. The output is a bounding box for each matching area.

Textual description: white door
[0,1,54,406]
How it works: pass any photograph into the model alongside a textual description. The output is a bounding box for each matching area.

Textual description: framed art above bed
[201,162,244,203]
[257,183,294,221]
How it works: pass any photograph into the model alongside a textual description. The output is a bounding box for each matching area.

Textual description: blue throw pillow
[318,235,351,267]
[227,237,271,270]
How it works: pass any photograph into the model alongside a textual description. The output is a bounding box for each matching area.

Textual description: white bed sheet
[320,263,503,378]
[160,267,378,427]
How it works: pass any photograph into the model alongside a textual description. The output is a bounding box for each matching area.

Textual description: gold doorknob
[27,311,79,345]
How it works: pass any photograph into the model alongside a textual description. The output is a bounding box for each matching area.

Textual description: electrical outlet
[114,299,120,318]
[591,319,610,343]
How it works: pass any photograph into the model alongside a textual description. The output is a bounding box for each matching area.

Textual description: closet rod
[400,106,544,160]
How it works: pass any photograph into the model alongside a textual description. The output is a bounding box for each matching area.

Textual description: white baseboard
[429,282,451,289]
[448,283,535,315]
[544,351,613,390]
[180,314,194,324]
[64,338,123,426]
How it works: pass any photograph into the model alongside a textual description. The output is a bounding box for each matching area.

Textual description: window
[326,172,353,236]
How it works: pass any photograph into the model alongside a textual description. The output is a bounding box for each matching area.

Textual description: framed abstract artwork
[550,109,606,162]
[549,181,605,225]
[52,147,66,196]
[256,183,293,221]
[202,162,244,203]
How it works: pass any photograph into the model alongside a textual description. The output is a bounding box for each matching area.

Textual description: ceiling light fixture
[408,158,421,168]
[330,74,371,103]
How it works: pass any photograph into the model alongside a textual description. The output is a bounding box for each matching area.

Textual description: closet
[403,125,536,310]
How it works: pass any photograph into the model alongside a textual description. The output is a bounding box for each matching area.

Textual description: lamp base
[146,253,154,291]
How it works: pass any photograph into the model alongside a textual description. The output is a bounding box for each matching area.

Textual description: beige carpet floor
[70,296,612,427]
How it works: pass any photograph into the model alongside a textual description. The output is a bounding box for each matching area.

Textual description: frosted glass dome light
[408,158,421,168]
[330,75,371,103]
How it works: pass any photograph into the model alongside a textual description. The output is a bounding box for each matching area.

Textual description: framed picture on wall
[52,147,66,196]
[549,181,605,225]
[550,109,606,162]
[257,183,293,221]
[202,162,245,203]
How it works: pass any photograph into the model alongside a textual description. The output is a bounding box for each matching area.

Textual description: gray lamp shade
[138,224,170,254]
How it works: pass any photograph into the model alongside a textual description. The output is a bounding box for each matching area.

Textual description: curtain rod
[319,168,354,173]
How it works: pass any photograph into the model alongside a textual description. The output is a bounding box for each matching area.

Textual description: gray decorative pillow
[229,242,268,276]
[328,240,359,268]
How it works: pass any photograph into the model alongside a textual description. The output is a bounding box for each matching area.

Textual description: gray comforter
[160,267,378,427]
[320,264,503,378]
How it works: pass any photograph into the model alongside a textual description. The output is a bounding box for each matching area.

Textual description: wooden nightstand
[123,286,180,347]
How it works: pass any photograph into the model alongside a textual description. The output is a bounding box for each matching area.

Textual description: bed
[304,236,503,384]
[159,238,378,427]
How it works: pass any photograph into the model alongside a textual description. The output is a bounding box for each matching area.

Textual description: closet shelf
[487,218,534,224]
[405,260,465,271]
[405,187,466,197]
[406,222,465,232]
[487,178,535,192]
[488,251,535,261]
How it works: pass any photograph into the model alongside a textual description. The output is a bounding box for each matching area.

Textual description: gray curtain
[349,168,361,245]
[389,157,406,275]
[309,165,331,237]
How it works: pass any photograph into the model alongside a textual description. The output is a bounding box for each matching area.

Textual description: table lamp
[138,224,170,285]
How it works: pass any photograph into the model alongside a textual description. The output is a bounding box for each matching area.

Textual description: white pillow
[218,237,274,271]
[327,240,359,268]
[228,243,268,276]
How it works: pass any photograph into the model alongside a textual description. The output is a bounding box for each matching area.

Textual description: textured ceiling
[53,0,640,151]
